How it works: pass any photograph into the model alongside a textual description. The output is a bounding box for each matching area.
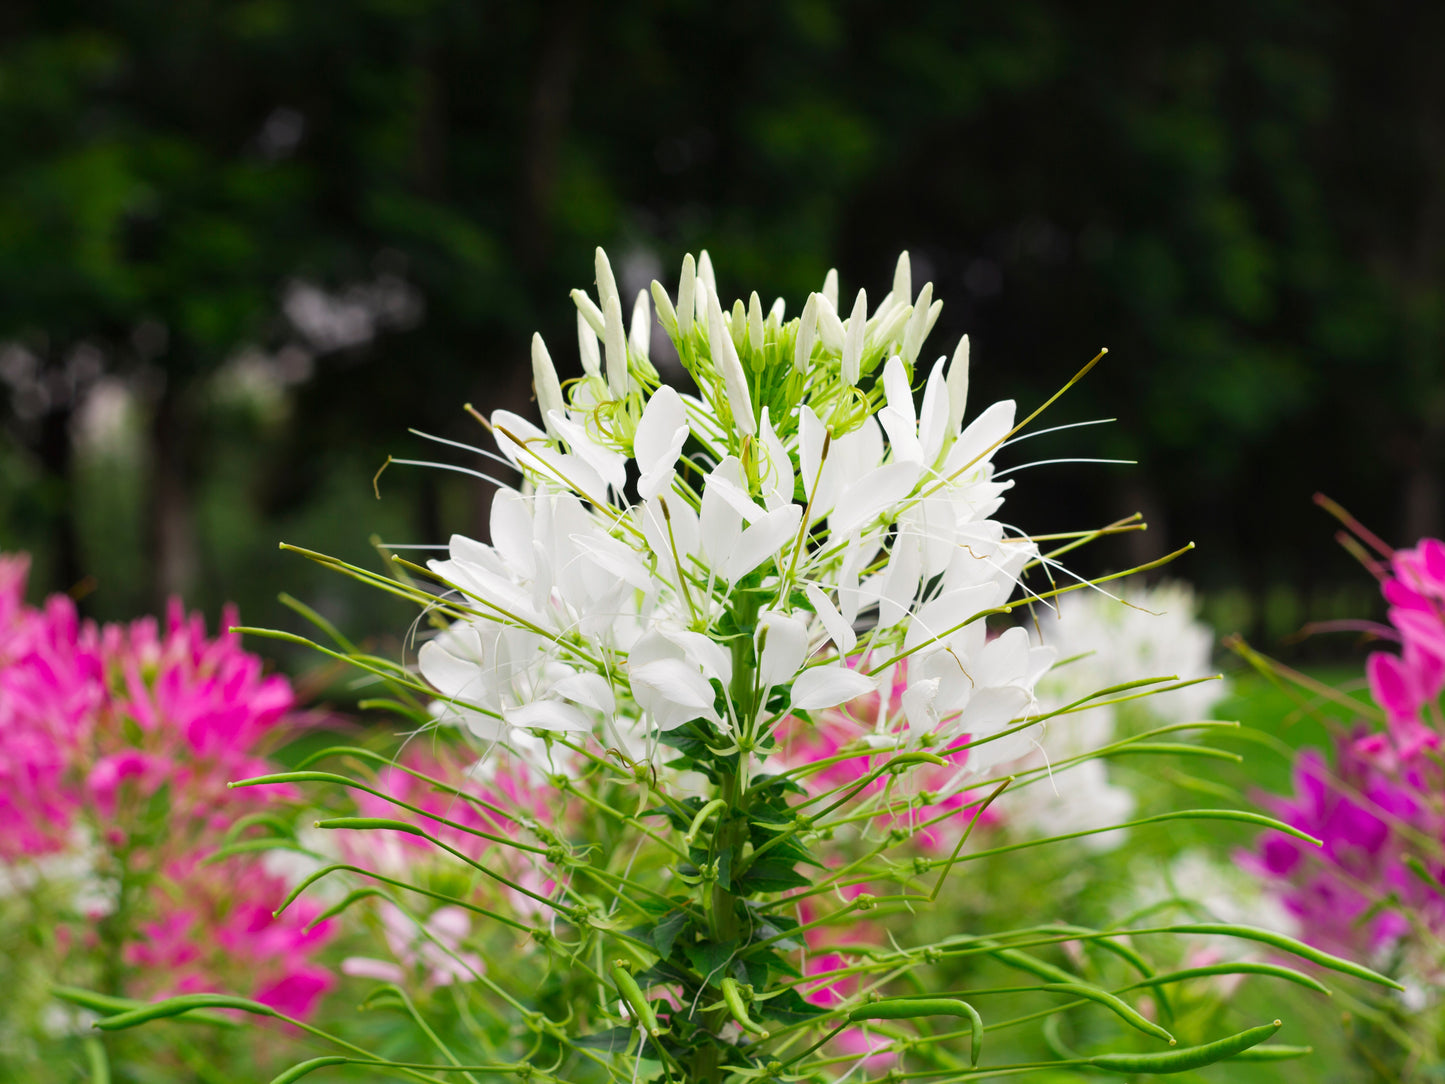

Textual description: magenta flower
[1252,527,1445,986]
[0,552,334,1017]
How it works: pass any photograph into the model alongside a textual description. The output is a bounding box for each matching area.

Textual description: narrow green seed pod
[266,1057,350,1084]
[93,994,278,1030]
[1041,983,1174,1045]
[989,947,1079,984]
[610,960,662,1037]
[1088,1020,1281,1074]
[721,977,770,1039]
[1168,924,1401,989]
[1228,1044,1313,1062]
[846,997,984,1064]
[1124,961,1330,997]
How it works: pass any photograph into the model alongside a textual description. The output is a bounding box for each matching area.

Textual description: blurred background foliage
[2,0,1442,668]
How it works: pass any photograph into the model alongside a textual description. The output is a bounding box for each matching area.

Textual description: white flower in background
[1000,582,1223,850]
[412,248,1071,785]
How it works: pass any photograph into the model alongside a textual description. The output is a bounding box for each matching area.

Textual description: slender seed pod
[1167,923,1402,989]
[1087,1020,1281,1074]
[1123,961,1331,997]
[988,946,1079,985]
[720,977,769,1038]
[848,999,984,1067]
[1040,983,1174,1045]
[266,1057,350,1084]
[94,994,278,1030]
[1228,1044,1313,1062]
[610,960,662,1037]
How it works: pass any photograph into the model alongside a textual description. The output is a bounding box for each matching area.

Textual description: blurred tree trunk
[149,379,198,605]
[37,396,83,595]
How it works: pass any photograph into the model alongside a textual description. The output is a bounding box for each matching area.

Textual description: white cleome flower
[407,248,1097,779]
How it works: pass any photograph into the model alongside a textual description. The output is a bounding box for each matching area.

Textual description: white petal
[634,385,689,500]
[804,583,857,655]
[549,676,612,716]
[918,357,949,465]
[878,354,922,463]
[946,399,1014,478]
[791,665,876,711]
[726,503,802,581]
[504,699,592,733]
[757,610,809,691]
[758,407,794,509]
[828,460,919,537]
[489,489,535,577]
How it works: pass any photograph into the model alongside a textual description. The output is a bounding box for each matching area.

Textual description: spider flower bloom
[412,249,1056,806]
[0,554,333,1017]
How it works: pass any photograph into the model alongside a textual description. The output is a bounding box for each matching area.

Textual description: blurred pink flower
[0,552,334,1017]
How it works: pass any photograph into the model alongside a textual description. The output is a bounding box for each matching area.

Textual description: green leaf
[736,858,811,894]
[651,911,690,958]
[684,938,738,984]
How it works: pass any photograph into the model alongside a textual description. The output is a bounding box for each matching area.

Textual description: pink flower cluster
[1361,538,1445,764]
[1252,534,1445,970]
[0,553,333,1017]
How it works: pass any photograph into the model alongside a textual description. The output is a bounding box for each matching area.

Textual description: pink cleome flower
[0,553,334,1018]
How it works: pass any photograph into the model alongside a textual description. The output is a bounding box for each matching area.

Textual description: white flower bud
[697,249,717,299]
[577,311,601,380]
[650,280,677,336]
[571,288,606,337]
[892,251,911,307]
[814,292,845,353]
[594,247,619,313]
[821,267,839,310]
[901,282,934,365]
[841,288,867,386]
[604,292,629,397]
[629,289,652,359]
[946,333,970,432]
[676,253,696,338]
[747,291,764,353]
[707,287,755,436]
[531,333,564,436]
[793,292,818,373]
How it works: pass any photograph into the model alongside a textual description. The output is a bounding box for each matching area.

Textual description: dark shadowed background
[2,1,1441,669]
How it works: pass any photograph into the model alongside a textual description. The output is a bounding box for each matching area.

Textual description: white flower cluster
[1006,582,1223,848]
[417,249,1054,776]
